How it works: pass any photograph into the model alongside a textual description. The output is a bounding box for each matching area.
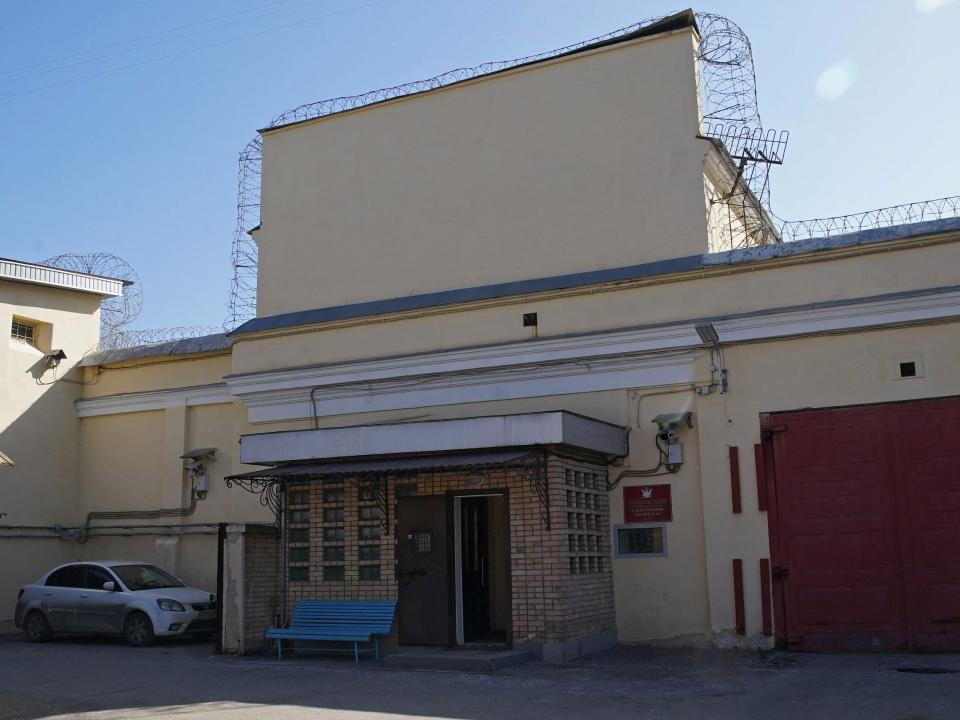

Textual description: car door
[77,566,126,634]
[41,565,85,632]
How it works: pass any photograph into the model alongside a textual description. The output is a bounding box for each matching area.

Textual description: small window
[323,546,344,562]
[323,527,344,541]
[46,565,84,588]
[410,530,432,554]
[288,528,309,543]
[289,509,310,524]
[10,319,36,344]
[323,566,344,582]
[323,487,345,503]
[324,507,344,522]
[289,567,309,582]
[82,566,115,590]
[614,525,667,557]
[359,546,380,562]
[288,489,309,506]
[288,547,310,563]
[360,526,381,540]
[359,506,381,521]
[359,566,381,581]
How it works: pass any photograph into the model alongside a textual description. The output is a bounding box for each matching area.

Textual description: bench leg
[354,642,359,664]
[375,637,380,662]
[277,639,282,660]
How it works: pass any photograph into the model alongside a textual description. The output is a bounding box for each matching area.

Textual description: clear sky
[1,0,957,331]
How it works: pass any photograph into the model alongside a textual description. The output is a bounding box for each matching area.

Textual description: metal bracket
[224,476,282,527]
[347,475,390,535]
[519,454,550,531]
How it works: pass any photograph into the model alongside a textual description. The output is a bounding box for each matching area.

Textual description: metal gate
[762,396,960,652]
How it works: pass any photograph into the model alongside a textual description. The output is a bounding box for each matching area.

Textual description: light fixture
[0,450,14,468]
[43,349,67,369]
[465,472,486,487]
[695,322,720,346]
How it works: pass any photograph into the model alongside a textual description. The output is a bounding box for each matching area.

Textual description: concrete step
[383,647,531,672]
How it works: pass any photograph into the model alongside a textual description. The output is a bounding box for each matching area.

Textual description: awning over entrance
[224,448,535,483]
[238,411,627,466]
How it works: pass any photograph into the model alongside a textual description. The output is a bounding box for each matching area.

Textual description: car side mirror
[102,581,116,591]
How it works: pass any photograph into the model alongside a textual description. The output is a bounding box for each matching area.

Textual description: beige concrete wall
[80,352,231,398]
[256,29,706,317]
[233,235,960,375]
[0,280,104,631]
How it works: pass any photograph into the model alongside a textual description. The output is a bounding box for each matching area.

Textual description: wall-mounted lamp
[0,450,15,468]
[180,448,217,500]
[43,349,67,369]
[465,472,486,487]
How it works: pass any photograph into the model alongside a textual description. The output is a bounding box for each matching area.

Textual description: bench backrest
[290,600,397,633]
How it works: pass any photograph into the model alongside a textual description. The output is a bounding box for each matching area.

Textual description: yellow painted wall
[233,236,960,374]
[81,352,231,398]
[0,279,103,631]
[256,30,707,316]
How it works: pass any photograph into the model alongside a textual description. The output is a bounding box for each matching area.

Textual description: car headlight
[156,599,186,612]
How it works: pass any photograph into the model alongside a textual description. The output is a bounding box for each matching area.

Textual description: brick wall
[281,452,615,649]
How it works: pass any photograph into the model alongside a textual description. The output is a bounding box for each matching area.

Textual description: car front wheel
[24,611,52,643]
[124,612,155,647]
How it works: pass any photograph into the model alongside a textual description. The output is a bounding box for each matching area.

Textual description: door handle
[80,594,89,599]
[43,592,52,597]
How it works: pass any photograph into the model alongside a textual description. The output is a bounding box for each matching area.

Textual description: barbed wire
[42,253,143,341]
[98,325,224,350]
[776,196,960,241]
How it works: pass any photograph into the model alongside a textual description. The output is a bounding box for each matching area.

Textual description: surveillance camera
[651,412,694,440]
[185,460,204,473]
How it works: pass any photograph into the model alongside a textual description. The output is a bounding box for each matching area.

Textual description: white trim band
[76,384,232,417]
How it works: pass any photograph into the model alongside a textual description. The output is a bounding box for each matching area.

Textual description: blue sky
[1,0,957,330]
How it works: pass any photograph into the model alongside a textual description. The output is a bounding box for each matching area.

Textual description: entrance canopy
[224,448,534,483]
[237,411,627,467]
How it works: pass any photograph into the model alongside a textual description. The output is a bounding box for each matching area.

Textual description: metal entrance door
[397,496,450,645]
[764,396,960,652]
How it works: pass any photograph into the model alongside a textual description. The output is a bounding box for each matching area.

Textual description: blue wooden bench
[266,600,397,662]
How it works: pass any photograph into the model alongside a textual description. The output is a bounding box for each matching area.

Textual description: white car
[14,561,216,646]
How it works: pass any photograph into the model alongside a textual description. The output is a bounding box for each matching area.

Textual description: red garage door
[763,397,960,652]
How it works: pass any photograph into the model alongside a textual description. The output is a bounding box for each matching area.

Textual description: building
[2,10,958,657]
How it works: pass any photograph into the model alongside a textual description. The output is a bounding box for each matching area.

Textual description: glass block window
[360,526,381,540]
[324,507,344,522]
[323,487,345,503]
[289,567,309,582]
[358,506,381,521]
[323,566,344,582]
[323,527,344,541]
[359,566,381,581]
[323,546,344,562]
[359,546,380,562]
[287,488,309,506]
[10,319,35,344]
[288,528,309,543]
[288,547,309,563]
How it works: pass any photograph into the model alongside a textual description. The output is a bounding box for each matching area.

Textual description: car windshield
[110,564,184,591]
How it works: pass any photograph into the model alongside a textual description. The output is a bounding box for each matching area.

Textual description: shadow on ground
[0,634,958,720]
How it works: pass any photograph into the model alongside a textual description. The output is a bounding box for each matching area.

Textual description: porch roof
[237,411,627,466]
[224,448,535,482]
